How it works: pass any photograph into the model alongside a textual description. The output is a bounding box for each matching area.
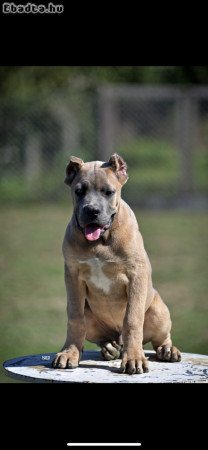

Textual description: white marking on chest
[78,257,112,295]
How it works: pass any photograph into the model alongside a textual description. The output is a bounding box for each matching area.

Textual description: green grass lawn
[0,204,208,382]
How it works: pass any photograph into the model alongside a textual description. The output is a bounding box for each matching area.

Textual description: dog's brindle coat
[53,154,181,374]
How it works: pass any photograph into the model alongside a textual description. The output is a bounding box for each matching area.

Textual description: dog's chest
[78,257,112,295]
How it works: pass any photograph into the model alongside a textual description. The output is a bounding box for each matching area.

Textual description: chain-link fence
[1,85,208,207]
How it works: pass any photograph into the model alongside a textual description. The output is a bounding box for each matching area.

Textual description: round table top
[3,350,208,383]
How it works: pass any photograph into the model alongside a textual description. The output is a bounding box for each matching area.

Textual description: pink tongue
[84,225,102,241]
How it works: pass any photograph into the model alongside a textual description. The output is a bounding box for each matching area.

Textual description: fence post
[97,86,118,161]
[175,89,197,195]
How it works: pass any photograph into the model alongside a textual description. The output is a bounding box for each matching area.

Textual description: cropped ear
[108,153,128,185]
[64,156,84,185]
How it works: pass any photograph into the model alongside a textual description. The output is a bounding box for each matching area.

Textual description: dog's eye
[75,185,87,196]
[105,190,115,196]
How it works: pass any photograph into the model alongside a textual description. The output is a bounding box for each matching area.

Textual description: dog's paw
[120,350,149,375]
[156,345,181,362]
[101,341,123,361]
[52,350,79,369]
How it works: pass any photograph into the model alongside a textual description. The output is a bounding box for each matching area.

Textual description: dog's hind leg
[100,336,123,361]
[144,291,181,362]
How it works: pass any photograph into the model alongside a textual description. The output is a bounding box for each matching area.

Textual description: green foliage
[117,138,179,201]
[1,66,208,101]
[195,149,208,192]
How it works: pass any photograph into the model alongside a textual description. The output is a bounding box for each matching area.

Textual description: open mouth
[79,213,116,242]
[84,223,107,241]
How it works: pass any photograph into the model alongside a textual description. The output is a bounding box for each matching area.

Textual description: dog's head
[64,154,128,241]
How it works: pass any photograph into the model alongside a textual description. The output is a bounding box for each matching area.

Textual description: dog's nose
[83,205,101,217]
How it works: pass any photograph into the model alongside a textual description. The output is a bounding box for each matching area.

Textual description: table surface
[3,350,208,383]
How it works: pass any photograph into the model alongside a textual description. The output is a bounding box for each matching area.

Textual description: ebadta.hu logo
[2,2,64,14]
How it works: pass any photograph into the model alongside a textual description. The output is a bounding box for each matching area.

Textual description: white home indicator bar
[67,444,141,447]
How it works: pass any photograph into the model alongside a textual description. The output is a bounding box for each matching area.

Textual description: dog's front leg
[52,263,86,369]
[121,263,149,375]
